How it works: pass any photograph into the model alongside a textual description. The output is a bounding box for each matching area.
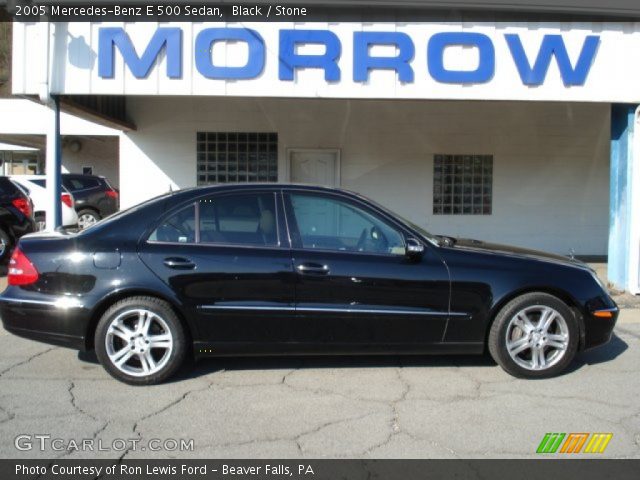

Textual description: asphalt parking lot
[0,278,638,459]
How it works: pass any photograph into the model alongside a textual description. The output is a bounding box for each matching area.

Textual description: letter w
[99,27,182,79]
[505,34,599,86]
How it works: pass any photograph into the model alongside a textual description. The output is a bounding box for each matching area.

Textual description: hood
[450,238,589,269]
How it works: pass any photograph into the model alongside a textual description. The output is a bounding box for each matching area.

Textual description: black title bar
[3,0,640,22]
[3,459,640,480]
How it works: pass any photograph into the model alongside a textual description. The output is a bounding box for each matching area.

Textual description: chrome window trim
[145,240,288,252]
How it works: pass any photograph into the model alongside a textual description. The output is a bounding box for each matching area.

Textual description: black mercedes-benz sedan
[0,184,618,384]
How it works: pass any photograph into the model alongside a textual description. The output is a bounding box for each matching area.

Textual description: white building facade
[10,20,640,292]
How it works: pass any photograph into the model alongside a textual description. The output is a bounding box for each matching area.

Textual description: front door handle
[163,257,196,270]
[297,263,330,275]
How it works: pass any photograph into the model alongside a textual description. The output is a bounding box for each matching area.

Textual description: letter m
[505,34,599,86]
[536,433,565,454]
[99,27,182,79]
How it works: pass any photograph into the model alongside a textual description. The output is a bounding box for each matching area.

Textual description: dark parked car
[0,184,618,384]
[61,174,119,229]
[0,176,35,262]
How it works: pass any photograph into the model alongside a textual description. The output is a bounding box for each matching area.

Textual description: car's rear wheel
[0,228,11,262]
[77,209,100,229]
[95,296,187,385]
[34,213,46,232]
[488,292,579,378]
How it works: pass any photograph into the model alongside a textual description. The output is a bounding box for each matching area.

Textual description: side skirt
[193,341,485,358]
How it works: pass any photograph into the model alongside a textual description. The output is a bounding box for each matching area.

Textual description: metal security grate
[433,154,493,215]
[197,132,278,184]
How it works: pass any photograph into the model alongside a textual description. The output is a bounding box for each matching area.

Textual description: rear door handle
[163,257,196,270]
[297,263,330,275]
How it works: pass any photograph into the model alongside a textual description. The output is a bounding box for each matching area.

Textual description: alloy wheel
[505,305,569,371]
[78,213,98,229]
[105,309,173,377]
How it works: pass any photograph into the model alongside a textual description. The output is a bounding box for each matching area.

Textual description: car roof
[10,176,44,186]
[62,173,105,179]
[10,176,72,193]
[177,183,358,195]
[143,183,369,208]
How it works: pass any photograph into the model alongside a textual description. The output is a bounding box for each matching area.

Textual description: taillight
[61,193,73,208]
[12,197,32,218]
[8,248,39,286]
[105,189,118,199]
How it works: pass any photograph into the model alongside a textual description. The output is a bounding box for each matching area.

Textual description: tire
[94,296,187,385]
[77,209,101,229]
[488,292,579,379]
[0,228,11,263]
[34,213,46,232]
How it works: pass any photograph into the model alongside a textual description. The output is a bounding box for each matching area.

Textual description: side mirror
[405,238,425,260]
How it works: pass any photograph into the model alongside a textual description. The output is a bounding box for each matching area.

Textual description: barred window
[433,154,493,215]
[197,132,278,184]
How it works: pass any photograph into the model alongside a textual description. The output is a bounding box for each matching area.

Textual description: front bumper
[0,293,90,350]
[583,306,619,350]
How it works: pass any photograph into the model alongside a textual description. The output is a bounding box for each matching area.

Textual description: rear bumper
[0,294,90,350]
[62,207,79,228]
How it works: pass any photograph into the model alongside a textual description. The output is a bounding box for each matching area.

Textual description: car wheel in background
[488,292,579,379]
[34,213,46,232]
[0,228,11,262]
[94,296,187,385]
[77,209,100,229]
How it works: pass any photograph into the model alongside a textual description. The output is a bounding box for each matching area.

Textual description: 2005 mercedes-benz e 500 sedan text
[0,184,618,384]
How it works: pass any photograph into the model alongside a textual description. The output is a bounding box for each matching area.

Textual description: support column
[609,104,639,292]
[44,95,62,231]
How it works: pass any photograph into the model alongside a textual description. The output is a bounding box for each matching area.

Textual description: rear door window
[148,192,279,247]
[199,193,278,247]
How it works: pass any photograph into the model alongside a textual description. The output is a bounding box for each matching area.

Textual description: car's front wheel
[95,296,187,385]
[488,292,579,378]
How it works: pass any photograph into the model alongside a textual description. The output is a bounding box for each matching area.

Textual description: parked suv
[61,174,119,229]
[0,176,35,262]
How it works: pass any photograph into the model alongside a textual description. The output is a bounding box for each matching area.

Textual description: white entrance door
[289,149,340,186]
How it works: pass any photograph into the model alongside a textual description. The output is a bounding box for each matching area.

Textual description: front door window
[289,193,405,255]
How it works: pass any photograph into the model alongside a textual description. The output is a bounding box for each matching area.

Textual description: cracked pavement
[0,316,637,460]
